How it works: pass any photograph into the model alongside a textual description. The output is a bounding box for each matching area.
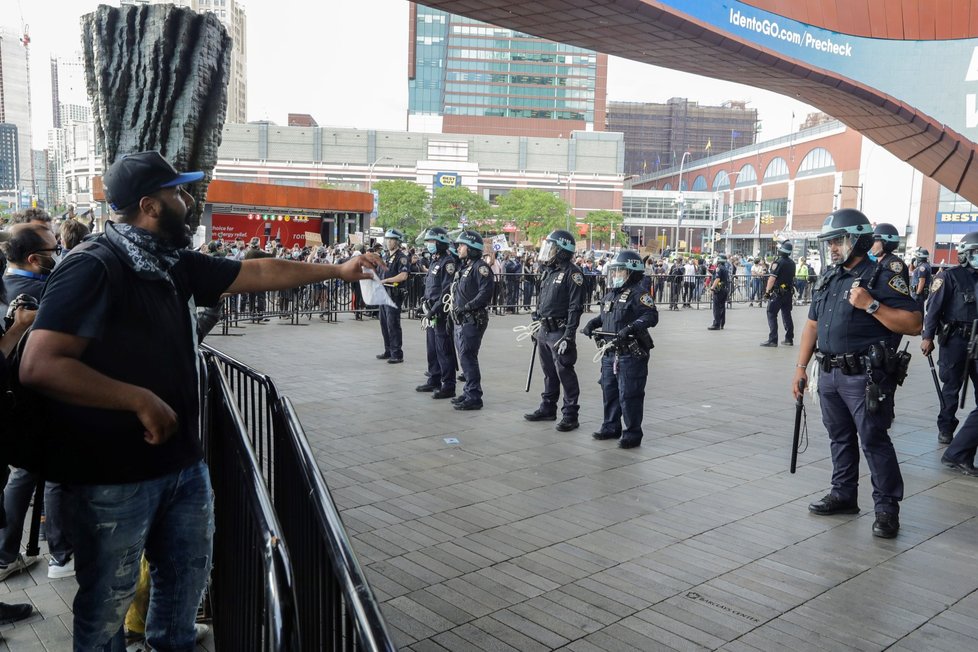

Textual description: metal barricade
[203,345,397,652]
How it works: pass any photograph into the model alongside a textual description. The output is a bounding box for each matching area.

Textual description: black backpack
[0,239,126,473]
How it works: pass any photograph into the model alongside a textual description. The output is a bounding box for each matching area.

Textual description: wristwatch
[865,299,880,314]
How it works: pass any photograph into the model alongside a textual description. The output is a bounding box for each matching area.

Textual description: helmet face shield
[818,232,857,269]
[606,265,629,288]
[385,237,400,251]
[538,240,557,264]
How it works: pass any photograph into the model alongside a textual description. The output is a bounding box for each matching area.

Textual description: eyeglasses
[31,245,63,256]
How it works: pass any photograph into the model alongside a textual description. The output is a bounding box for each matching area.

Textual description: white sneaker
[0,554,38,582]
[48,556,75,579]
[195,623,211,642]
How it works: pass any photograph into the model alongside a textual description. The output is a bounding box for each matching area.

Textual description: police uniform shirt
[922,265,978,339]
[384,248,410,285]
[537,262,586,330]
[809,257,920,355]
[598,281,659,334]
[453,257,495,311]
[912,261,932,294]
[715,263,730,290]
[423,252,458,308]
[769,256,796,291]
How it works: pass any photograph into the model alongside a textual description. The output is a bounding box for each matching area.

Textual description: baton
[525,338,537,392]
[790,377,806,474]
[927,353,946,412]
[962,319,978,410]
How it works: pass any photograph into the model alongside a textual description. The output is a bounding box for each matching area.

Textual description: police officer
[761,241,796,346]
[707,254,730,330]
[921,231,978,446]
[911,248,932,310]
[792,209,922,539]
[449,231,494,410]
[415,227,459,399]
[503,253,521,313]
[581,250,658,448]
[376,228,409,363]
[524,230,586,432]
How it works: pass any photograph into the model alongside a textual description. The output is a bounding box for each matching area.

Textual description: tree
[495,188,570,244]
[373,180,430,240]
[431,185,491,229]
[585,209,623,250]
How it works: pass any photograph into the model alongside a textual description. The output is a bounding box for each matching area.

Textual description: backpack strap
[69,237,129,297]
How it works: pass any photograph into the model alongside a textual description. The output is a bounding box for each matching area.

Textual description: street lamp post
[367,155,393,193]
[673,151,691,250]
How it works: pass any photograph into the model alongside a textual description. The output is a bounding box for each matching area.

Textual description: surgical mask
[867,252,878,262]
[969,252,978,269]
[611,276,625,288]
[426,242,438,254]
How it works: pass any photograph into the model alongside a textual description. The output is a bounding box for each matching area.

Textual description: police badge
[445,262,456,275]
[479,265,490,277]
[931,277,943,293]
[888,275,910,295]
[889,260,904,273]
[571,272,584,286]
[640,293,655,307]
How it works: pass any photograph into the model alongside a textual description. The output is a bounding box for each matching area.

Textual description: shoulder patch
[399,256,408,267]
[889,260,904,273]
[888,274,910,295]
[931,277,943,293]
[571,272,584,286]
[478,265,490,277]
[445,262,456,275]
[771,262,779,272]
[640,293,655,307]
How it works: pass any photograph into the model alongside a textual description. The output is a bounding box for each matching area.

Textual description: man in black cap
[20,151,383,651]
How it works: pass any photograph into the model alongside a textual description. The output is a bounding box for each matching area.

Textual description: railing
[203,345,397,652]
[204,357,300,651]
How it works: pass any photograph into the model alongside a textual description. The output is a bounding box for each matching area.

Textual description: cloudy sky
[6,0,816,142]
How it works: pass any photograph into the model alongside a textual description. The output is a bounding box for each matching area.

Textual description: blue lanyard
[5,269,48,281]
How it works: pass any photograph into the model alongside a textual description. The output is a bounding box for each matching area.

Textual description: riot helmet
[605,250,644,288]
[384,228,404,252]
[454,230,484,259]
[424,226,450,254]
[538,229,576,265]
[955,233,978,267]
[817,209,873,269]
[778,240,793,257]
[872,223,901,256]
[914,247,930,263]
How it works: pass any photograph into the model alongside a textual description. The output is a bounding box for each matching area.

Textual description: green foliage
[431,186,491,229]
[374,180,430,240]
[495,188,569,243]
[586,209,622,249]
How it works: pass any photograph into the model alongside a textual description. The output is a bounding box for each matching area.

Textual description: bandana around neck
[104,222,181,287]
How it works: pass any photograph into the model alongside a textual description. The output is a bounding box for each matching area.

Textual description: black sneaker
[872,512,899,538]
[450,395,466,405]
[555,417,579,432]
[454,399,483,411]
[941,453,978,476]
[376,352,390,360]
[782,340,794,346]
[592,430,621,440]
[432,388,456,399]
[387,358,404,365]
[457,373,466,382]
[759,341,778,348]
[416,384,437,392]
[524,410,557,422]
[707,325,721,331]
[618,437,642,449]
[938,431,953,445]
[808,494,859,515]
[0,601,32,625]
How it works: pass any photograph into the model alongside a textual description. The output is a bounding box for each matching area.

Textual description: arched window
[713,170,730,190]
[763,157,789,183]
[798,147,835,177]
[691,175,707,191]
[663,183,673,191]
[737,164,757,184]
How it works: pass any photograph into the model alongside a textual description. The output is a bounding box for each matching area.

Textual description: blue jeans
[66,460,214,652]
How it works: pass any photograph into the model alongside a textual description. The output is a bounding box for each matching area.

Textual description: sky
[5,0,816,146]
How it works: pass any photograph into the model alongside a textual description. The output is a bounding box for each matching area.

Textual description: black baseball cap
[103,151,204,211]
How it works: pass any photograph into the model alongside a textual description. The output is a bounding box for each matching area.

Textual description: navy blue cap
[103,150,204,211]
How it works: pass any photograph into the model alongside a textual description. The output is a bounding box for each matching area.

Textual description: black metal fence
[212,271,815,336]
[203,345,396,652]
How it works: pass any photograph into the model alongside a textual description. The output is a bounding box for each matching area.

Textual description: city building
[0,27,34,202]
[408,3,607,138]
[121,0,247,124]
[606,98,758,177]
[32,149,49,209]
[50,53,91,129]
[625,118,966,263]
[0,123,18,191]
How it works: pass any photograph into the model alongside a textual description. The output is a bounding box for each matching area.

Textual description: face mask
[867,252,878,262]
[610,277,625,288]
[230,247,238,254]
[426,242,438,254]
[969,253,978,269]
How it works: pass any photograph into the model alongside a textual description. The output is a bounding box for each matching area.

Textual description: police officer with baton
[791,209,922,539]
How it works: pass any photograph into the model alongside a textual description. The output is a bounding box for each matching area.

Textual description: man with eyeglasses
[0,220,75,583]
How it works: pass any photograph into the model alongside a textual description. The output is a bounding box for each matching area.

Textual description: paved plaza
[211,303,977,652]
[1,303,975,651]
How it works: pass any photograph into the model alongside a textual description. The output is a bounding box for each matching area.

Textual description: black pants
[599,353,648,442]
[712,291,728,328]
[537,328,580,418]
[937,335,978,435]
[380,294,404,359]
[455,318,487,401]
[425,318,456,390]
[767,292,794,342]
